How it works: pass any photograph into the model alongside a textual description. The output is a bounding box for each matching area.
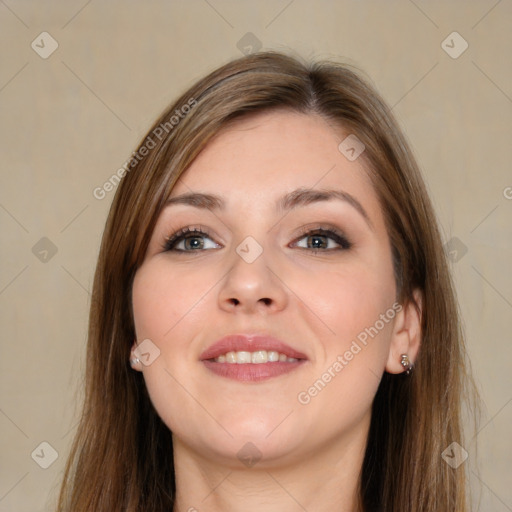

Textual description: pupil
[309,235,326,249]
[185,237,202,250]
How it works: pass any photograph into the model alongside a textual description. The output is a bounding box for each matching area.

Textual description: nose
[217,244,289,315]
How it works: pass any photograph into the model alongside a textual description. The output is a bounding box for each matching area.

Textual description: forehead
[170,110,381,220]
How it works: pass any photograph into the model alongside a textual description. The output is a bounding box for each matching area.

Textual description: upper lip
[199,334,308,361]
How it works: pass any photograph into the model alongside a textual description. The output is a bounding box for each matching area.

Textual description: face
[131,110,402,467]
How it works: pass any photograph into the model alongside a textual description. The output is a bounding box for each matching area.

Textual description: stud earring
[400,354,413,375]
[130,357,140,367]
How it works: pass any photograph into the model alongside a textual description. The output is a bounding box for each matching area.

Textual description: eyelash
[162,224,352,254]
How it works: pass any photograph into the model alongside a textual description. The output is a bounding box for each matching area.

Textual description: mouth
[200,334,308,382]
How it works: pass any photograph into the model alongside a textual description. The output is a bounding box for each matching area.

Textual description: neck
[172,414,369,512]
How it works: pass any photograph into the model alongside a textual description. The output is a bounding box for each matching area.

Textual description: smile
[200,334,308,381]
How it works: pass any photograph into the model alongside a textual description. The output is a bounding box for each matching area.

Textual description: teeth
[213,350,300,364]
[251,350,267,363]
[226,351,237,363]
[268,351,279,362]
[237,351,252,364]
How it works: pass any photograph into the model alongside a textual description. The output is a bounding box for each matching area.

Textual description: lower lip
[202,360,306,381]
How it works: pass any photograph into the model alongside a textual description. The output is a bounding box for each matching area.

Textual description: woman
[57,51,478,511]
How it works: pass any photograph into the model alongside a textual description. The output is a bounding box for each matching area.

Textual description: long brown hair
[57,51,479,511]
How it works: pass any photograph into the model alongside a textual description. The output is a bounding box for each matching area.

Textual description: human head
[58,51,471,511]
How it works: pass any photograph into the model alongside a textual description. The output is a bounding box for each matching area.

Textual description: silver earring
[400,354,413,375]
[130,357,140,366]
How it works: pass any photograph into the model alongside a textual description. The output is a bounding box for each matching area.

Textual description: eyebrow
[165,187,373,230]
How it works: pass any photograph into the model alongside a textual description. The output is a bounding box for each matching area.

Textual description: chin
[206,433,305,469]
[175,411,307,467]
[219,405,295,439]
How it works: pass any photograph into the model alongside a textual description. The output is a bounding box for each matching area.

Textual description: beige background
[1,1,511,510]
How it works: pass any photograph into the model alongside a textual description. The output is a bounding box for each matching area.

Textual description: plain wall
[1,1,511,510]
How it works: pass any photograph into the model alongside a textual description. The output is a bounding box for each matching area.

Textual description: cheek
[295,269,395,438]
[131,260,213,342]
[131,262,210,433]
[304,262,396,348]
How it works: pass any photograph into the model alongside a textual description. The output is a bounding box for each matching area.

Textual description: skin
[130,110,421,512]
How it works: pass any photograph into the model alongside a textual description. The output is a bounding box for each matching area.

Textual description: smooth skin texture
[131,111,422,512]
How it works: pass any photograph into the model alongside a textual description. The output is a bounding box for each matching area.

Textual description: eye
[291,226,352,252]
[163,226,221,252]
[162,225,352,254]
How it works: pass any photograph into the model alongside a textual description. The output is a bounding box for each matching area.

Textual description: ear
[129,340,143,372]
[385,289,422,374]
